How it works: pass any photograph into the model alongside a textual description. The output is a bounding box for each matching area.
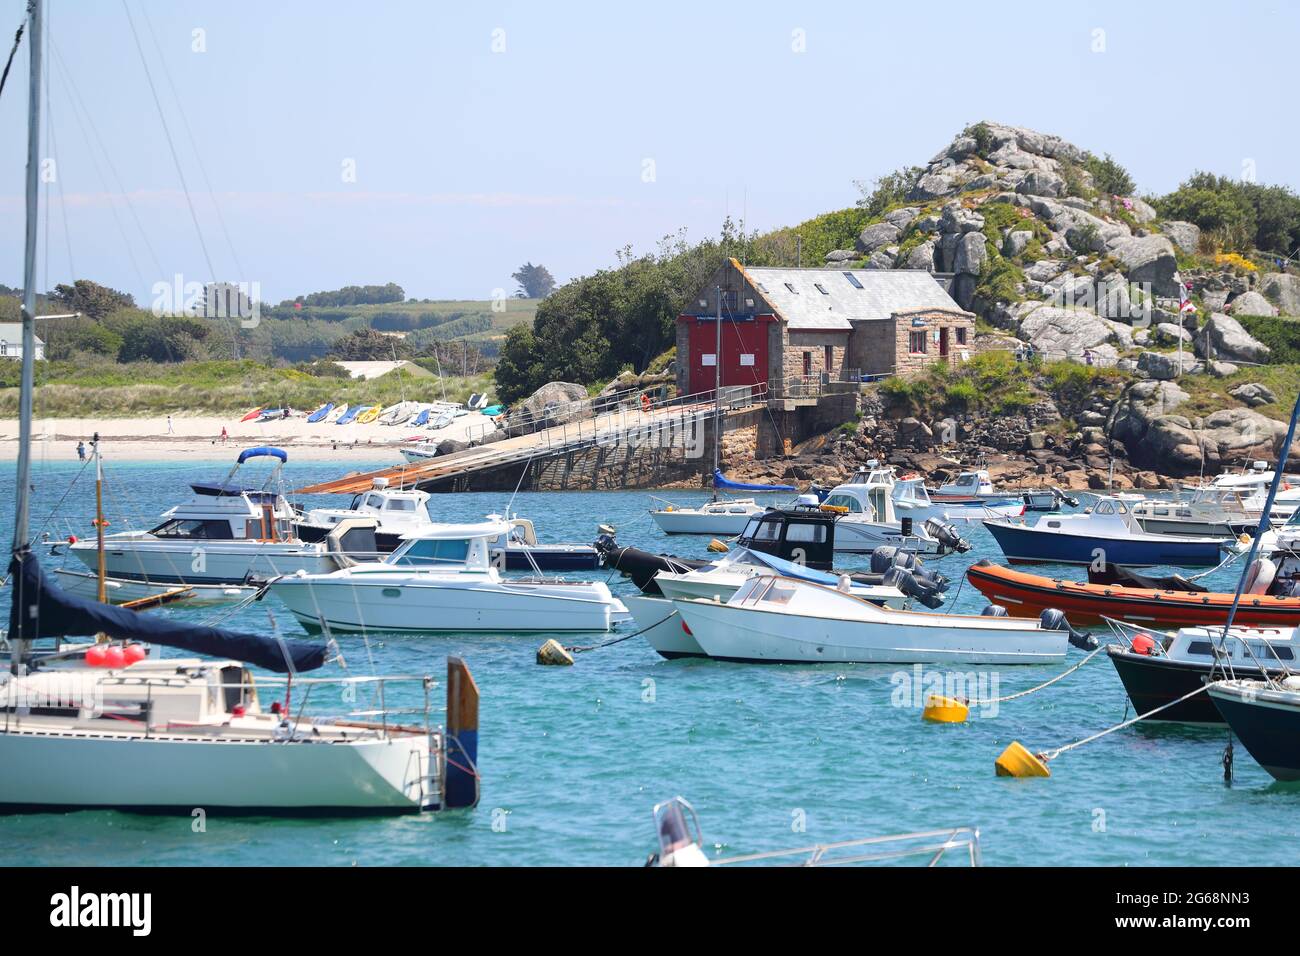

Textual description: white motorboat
[50,568,256,606]
[648,496,768,535]
[294,478,435,552]
[819,466,970,556]
[269,519,625,633]
[671,575,1074,665]
[401,441,441,463]
[68,447,343,584]
[624,593,703,659]
[893,476,1024,522]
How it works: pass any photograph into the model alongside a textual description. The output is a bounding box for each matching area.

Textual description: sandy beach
[0,413,493,462]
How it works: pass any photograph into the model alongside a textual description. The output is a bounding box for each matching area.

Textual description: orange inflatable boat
[966,559,1300,628]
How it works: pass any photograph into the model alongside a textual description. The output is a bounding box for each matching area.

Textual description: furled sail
[6,550,327,673]
[712,469,795,493]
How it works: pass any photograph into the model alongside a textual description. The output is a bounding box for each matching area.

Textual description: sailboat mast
[712,285,721,495]
[95,448,106,604]
[12,0,41,560]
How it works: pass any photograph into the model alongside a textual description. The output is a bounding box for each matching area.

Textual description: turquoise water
[1,454,1297,866]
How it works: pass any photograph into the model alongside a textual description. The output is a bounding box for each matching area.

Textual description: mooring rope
[1039,682,1210,762]
[964,645,1105,707]
[564,609,678,653]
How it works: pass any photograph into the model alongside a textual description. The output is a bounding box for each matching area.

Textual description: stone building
[675,260,974,395]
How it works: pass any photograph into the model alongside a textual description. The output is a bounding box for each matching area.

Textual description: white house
[0,323,44,361]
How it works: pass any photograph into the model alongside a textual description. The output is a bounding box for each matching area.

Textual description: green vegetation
[1155,172,1300,255]
[282,283,405,308]
[511,262,557,299]
[854,166,924,219]
[877,351,1123,420]
[1082,153,1135,197]
[0,358,492,417]
[1235,315,1300,364]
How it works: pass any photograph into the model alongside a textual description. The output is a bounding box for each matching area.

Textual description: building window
[722,290,738,312]
[842,272,863,289]
[908,331,927,354]
[0,340,6,357]
[803,352,812,377]
[956,327,968,345]
[824,345,834,375]
[814,283,829,295]
[784,282,799,294]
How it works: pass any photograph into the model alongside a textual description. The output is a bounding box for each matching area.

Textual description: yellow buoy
[706,538,729,553]
[922,694,970,723]
[995,741,1051,778]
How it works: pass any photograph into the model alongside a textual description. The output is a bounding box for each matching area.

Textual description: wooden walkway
[295,386,765,495]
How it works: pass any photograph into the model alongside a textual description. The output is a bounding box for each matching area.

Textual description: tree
[1083,152,1135,197]
[512,262,557,299]
[116,316,209,363]
[49,279,135,320]
[327,327,412,360]
[281,283,406,308]
[855,165,923,218]
[43,317,123,360]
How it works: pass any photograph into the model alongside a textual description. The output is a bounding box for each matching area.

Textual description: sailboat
[649,287,794,535]
[1,0,479,815]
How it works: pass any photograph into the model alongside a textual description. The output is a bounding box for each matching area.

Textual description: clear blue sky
[3,0,1299,305]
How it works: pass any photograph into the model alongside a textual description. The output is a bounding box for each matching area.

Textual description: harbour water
[2,455,1298,866]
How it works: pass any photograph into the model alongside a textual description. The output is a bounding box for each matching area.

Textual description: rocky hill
[788,120,1300,483]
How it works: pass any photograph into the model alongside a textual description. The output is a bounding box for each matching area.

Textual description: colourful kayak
[306,403,335,423]
[355,405,380,424]
[240,408,263,422]
[336,405,363,425]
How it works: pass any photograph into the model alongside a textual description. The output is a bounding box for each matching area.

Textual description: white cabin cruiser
[820,466,970,556]
[294,479,435,553]
[648,496,768,535]
[269,518,625,633]
[671,575,1074,665]
[68,447,340,585]
[893,476,1024,522]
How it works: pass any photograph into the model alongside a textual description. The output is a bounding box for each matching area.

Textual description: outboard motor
[594,531,619,561]
[1054,488,1080,509]
[923,518,971,554]
[981,604,1009,617]
[1040,608,1098,650]
[869,546,900,575]
[881,566,946,609]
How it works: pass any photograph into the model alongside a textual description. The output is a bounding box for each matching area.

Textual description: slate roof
[737,265,965,330]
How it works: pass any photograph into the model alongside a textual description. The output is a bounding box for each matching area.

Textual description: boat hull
[983,520,1223,567]
[1105,648,1243,724]
[831,519,943,556]
[649,510,758,535]
[623,594,703,659]
[674,600,1066,665]
[1209,683,1300,781]
[71,537,339,585]
[51,568,256,606]
[270,575,618,633]
[498,546,599,571]
[966,561,1300,628]
[0,728,435,813]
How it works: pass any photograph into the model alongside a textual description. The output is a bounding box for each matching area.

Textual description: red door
[687,318,768,394]
[940,327,950,358]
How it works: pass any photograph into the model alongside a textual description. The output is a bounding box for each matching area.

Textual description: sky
[2,0,1299,306]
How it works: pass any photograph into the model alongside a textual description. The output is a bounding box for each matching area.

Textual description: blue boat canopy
[712,469,795,493]
[237,446,288,464]
[6,550,327,673]
[738,548,840,586]
[189,482,281,503]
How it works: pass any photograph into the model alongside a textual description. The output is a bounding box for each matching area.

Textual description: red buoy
[84,644,109,667]
[123,643,147,665]
[1132,632,1156,656]
[103,645,126,668]
[67,535,77,544]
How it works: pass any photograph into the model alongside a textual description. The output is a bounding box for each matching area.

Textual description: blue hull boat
[984,520,1223,567]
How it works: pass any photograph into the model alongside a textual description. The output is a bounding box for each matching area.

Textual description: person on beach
[166,415,174,434]
[220,426,228,443]
[91,431,100,456]
[76,440,85,461]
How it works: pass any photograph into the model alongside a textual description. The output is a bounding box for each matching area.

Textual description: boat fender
[1244,557,1277,596]
[67,534,77,544]
[706,538,729,553]
[84,644,109,667]
[536,639,575,666]
[981,604,1009,617]
[881,567,945,609]
[103,645,126,668]
[1039,608,1098,651]
[123,643,147,665]
[1130,632,1156,656]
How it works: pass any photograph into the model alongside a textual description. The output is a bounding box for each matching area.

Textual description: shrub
[1083,153,1136,197]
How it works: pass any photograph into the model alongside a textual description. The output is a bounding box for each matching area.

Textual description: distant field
[0,359,494,417]
[251,298,539,360]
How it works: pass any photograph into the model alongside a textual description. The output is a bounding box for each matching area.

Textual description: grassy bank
[0,359,493,417]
